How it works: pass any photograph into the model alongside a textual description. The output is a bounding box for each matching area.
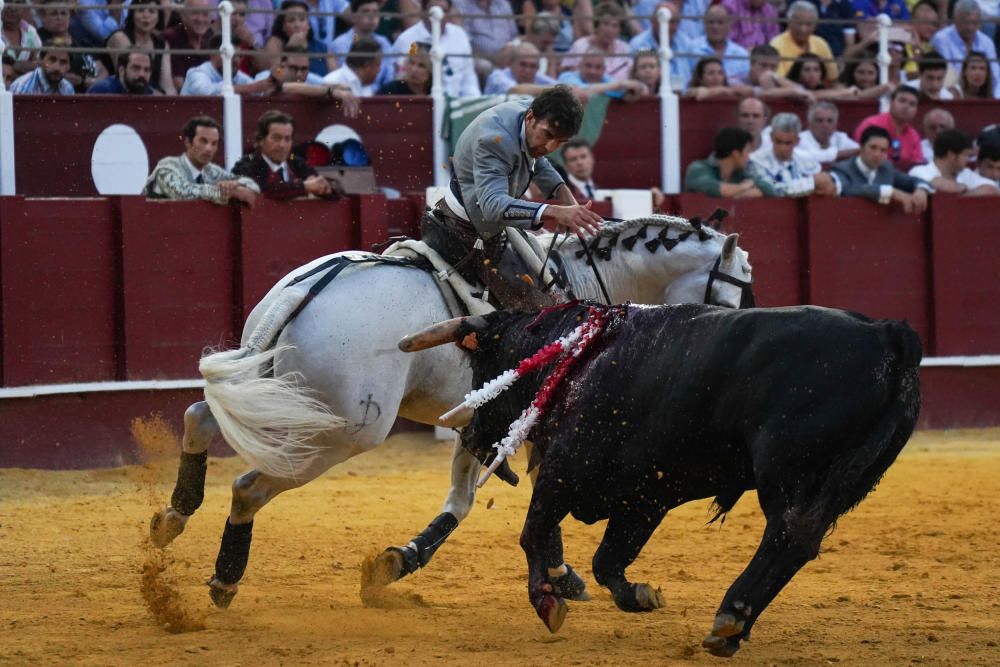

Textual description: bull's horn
[398,315,488,353]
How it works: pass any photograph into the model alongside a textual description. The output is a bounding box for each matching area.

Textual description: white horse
[149,215,754,608]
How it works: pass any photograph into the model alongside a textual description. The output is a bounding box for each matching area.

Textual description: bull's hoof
[361,548,406,589]
[149,506,188,549]
[710,605,750,638]
[207,578,238,609]
[613,582,665,612]
[534,593,568,633]
[702,634,740,658]
[551,565,591,601]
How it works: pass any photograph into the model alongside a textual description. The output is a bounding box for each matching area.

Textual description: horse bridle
[704,254,756,309]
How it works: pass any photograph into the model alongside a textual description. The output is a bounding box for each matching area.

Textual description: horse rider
[422,85,604,310]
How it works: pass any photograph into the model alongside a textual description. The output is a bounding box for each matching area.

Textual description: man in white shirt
[321,36,383,97]
[751,113,835,197]
[920,108,955,164]
[796,101,859,164]
[180,35,277,96]
[483,42,557,95]
[391,0,481,97]
[916,51,954,101]
[908,129,1000,196]
[330,0,394,91]
[976,131,1000,186]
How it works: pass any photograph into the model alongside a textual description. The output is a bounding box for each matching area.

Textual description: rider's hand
[545,200,603,237]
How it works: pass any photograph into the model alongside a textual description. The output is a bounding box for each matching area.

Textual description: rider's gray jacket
[449,99,566,240]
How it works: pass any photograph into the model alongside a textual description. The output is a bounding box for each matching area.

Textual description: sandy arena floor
[0,421,998,666]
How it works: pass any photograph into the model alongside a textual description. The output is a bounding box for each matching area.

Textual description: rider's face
[524,110,570,158]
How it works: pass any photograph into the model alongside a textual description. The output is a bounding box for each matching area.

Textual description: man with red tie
[561,137,598,202]
[233,110,335,200]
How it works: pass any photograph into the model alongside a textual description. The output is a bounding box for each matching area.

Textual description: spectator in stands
[75,0,123,47]
[751,112,836,197]
[684,56,753,99]
[798,101,860,164]
[107,0,176,94]
[392,0,481,96]
[769,2,838,82]
[484,42,557,94]
[958,51,995,99]
[379,41,432,94]
[787,52,880,100]
[2,0,42,75]
[731,44,813,101]
[562,2,633,81]
[807,0,854,57]
[522,12,562,79]
[853,85,924,171]
[830,125,930,213]
[36,0,104,93]
[840,52,879,91]
[916,51,956,101]
[628,2,692,90]
[233,110,335,199]
[685,126,777,198]
[975,134,1000,185]
[322,36,383,96]
[181,34,279,95]
[631,49,660,93]
[2,54,15,88]
[88,50,155,94]
[331,0,394,91]
[735,96,768,151]
[309,0,350,52]
[517,0,576,54]
[557,48,648,99]
[245,0,276,48]
[145,116,259,206]
[687,4,749,84]
[255,45,327,86]
[905,1,943,79]
[909,129,999,196]
[722,0,780,50]
[852,0,909,21]
[8,38,74,95]
[930,0,1000,98]
[453,0,519,69]
[265,1,337,77]
[226,0,259,76]
[561,136,598,201]
[164,0,215,91]
[920,108,955,162]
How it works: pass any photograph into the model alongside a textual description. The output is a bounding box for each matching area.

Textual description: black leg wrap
[400,512,459,575]
[551,564,589,601]
[214,519,253,585]
[170,451,208,516]
[542,526,565,570]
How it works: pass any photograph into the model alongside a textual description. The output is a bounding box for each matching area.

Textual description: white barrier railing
[429,6,448,187]
[657,7,681,194]
[877,13,892,113]
[219,1,243,170]
[0,0,17,195]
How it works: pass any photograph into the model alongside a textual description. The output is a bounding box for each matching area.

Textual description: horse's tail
[199,286,346,480]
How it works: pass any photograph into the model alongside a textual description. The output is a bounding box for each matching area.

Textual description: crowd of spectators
[4,0,1000,203]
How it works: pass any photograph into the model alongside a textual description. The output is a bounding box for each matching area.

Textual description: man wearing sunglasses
[852,85,925,171]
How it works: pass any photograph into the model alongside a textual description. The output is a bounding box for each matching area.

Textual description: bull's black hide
[459,302,921,657]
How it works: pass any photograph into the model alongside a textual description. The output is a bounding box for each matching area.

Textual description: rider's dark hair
[182,115,221,141]
[713,127,753,159]
[859,125,892,147]
[529,85,584,139]
[933,128,972,158]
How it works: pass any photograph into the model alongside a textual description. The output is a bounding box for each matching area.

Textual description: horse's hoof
[552,565,590,602]
[633,583,665,610]
[361,548,406,589]
[207,578,238,609]
[149,507,188,549]
[710,608,749,638]
[534,593,568,633]
[702,634,740,658]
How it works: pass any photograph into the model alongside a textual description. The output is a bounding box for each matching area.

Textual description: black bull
[401,302,921,658]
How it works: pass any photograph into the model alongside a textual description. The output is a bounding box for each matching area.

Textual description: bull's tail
[788,321,922,539]
[199,287,347,480]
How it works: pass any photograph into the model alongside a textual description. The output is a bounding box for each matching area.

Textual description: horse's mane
[553,214,725,249]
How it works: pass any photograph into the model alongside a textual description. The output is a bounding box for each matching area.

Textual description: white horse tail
[199,286,346,480]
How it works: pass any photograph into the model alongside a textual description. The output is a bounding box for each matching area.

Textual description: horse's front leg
[365,438,476,588]
[150,401,218,548]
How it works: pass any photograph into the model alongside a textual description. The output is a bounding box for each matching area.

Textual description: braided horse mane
[556,212,728,260]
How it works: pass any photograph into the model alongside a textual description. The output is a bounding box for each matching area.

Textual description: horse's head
[663,232,754,309]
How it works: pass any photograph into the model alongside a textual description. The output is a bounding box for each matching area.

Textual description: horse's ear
[707,208,729,230]
[399,315,489,352]
[722,233,740,262]
[689,216,702,230]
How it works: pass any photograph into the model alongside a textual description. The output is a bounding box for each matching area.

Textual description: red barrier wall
[806,197,932,349]
[120,197,239,379]
[673,194,805,306]
[929,195,1000,356]
[0,197,119,385]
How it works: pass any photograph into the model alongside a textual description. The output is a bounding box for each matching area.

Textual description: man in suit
[830,126,931,214]
[424,85,603,310]
[561,137,598,202]
[233,110,334,200]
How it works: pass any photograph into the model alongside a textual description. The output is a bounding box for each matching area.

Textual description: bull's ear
[398,315,489,352]
[722,233,740,262]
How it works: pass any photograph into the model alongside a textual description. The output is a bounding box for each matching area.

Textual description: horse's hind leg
[150,401,219,548]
